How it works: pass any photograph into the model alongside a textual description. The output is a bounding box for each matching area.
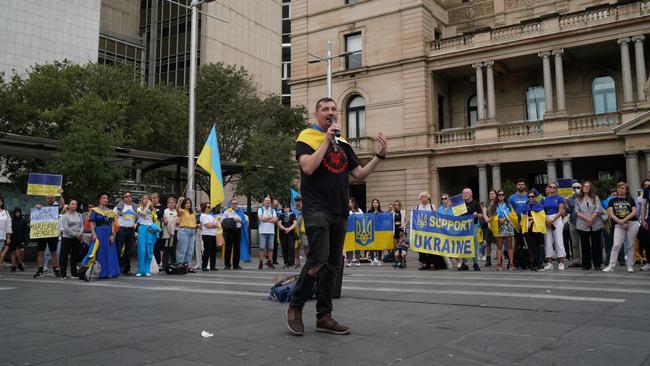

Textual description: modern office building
[290,0,650,209]
[0,0,101,78]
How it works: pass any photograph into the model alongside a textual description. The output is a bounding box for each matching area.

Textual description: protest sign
[409,210,476,258]
[343,213,395,251]
[30,206,59,239]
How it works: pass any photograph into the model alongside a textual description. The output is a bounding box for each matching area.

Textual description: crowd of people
[0,179,648,278]
[346,177,650,273]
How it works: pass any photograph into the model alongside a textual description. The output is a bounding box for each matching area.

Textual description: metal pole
[327,40,332,98]
[187,0,199,204]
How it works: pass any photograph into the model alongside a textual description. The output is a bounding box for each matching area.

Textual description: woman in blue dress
[85,192,121,279]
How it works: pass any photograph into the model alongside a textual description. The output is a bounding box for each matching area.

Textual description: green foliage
[591,178,617,200]
[195,63,307,201]
[0,61,188,205]
[501,179,516,196]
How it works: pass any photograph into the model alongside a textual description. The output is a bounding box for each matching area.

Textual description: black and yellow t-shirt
[608,197,635,220]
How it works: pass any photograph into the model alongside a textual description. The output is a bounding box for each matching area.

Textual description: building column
[618,38,634,104]
[539,51,554,115]
[478,164,488,204]
[491,164,501,191]
[645,150,650,179]
[473,63,486,121]
[553,49,566,112]
[485,61,496,120]
[561,158,573,179]
[633,35,647,102]
[546,159,557,184]
[625,152,641,195]
[430,167,440,206]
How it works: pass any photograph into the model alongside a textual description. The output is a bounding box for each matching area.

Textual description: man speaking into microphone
[286,97,387,336]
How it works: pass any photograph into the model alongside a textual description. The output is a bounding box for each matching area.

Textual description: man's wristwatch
[375,153,386,160]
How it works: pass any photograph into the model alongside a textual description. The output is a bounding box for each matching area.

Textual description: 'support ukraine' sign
[409,210,476,258]
[30,206,59,239]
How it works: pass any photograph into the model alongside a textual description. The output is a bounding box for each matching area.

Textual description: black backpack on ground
[165,263,187,275]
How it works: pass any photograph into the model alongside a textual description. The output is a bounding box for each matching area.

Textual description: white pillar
[539,51,554,115]
[431,167,440,206]
[491,164,501,191]
[478,164,488,204]
[645,150,650,180]
[561,158,573,179]
[546,159,557,184]
[626,152,641,195]
[553,49,566,112]
[618,38,634,104]
[633,35,647,102]
[485,61,496,120]
[473,63,486,121]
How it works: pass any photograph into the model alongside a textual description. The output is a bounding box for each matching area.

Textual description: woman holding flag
[84,192,120,279]
[495,190,517,271]
[522,192,546,271]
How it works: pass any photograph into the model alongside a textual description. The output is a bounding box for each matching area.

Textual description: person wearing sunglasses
[522,192,546,271]
[494,191,516,271]
[574,181,604,270]
[541,183,567,271]
[603,182,638,272]
[565,183,583,267]
[113,191,137,276]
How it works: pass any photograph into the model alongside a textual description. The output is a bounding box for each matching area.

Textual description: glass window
[525,86,545,121]
[346,95,365,138]
[592,76,617,114]
[346,0,361,4]
[282,62,290,80]
[345,33,362,70]
[468,95,477,127]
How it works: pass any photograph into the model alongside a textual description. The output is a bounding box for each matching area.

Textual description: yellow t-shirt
[178,210,196,228]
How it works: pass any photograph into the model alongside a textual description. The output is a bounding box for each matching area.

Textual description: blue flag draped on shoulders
[235,206,250,262]
[290,188,301,214]
[343,213,394,251]
[409,210,476,258]
[197,126,225,207]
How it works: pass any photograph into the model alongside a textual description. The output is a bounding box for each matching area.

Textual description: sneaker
[135,273,142,277]
[258,261,263,270]
[641,263,650,271]
[369,259,375,266]
[627,266,634,273]
[485,257,492,267]
[456,263,463,272]
[18,263,25,272]
[461,263,470,271]
[602,266,614,273]
[53,269,61,278]
[316,314,351,335]
[33,271,43,278]
[543,262,553,271]
[473,263,481,271]
[355,262,360,267]
[375,258,382,266]
[286,306,304,336]
[10,266,16,273]
[346,261,352,267]
[558,263,565,271]
[60,275,68,280]
[393,262,399,269]
[145,273,151,276]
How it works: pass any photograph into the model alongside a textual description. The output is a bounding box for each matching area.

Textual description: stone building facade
[290,0,650,209]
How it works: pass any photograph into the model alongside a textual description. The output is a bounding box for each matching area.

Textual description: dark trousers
[153,238,165,265]
[272,234,279,264]
[115,227,135,273]
[162,236,176,266]
[224,228,241,268]
[524,231,544,269]
[579,229,603,270]
[290,212,346,319]
[638,226,650,262]
[201,235,218,270]
[280,231,295,266]
[59,237,81,277]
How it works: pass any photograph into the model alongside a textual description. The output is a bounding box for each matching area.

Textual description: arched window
[468,95,477,127]
[592,76,617,114]
[525,86,545,121]
[346,95,365,138]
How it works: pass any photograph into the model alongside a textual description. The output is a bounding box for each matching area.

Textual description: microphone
[330,116,340,151]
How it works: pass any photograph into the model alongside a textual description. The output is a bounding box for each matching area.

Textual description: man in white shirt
[257,197,277,269]
[114,192,137,275]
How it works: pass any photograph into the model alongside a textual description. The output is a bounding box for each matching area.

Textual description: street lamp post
[308,41,359,99]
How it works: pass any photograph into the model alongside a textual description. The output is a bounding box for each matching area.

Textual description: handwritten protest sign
[30,206,59,239]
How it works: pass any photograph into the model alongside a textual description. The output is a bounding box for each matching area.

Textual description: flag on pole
[290,188,301,214]
[197,126,225,207]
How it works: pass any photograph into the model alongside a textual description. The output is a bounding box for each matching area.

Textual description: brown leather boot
[286,306,304,336]
[316,314,350,335]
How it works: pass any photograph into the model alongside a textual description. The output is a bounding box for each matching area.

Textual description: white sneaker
[602,266,614,273]
[346,262,351,267]
[369,259,375,266]
[375,258,382,266]
[558,263,565,271]
[135,273,142,277]
[356,262,361,267]
[641,263,650,271]
[627,266,634,273]
[543,262,553,271]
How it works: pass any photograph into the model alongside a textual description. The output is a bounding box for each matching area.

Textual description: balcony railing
[434,127,475,145]
[568,112,621,132]
[497,120,544,140]
[559,6,618,31]
[431,34,474,51]
[490,21,542,41]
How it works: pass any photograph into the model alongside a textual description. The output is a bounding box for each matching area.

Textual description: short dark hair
[294,196,301,201]
[97,192,110,200]
[315,97,336,111]
[515,178,526,184]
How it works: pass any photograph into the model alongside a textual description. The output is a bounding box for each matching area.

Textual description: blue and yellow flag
[521,202,547,234]
[290,188,300,214]
[27,173,62,196]
[197,126,225,207]
[557,178,575,198]
[409,210,476,258]
[449,194,467,216]
[343,213,394,251]
[296,126,348,150]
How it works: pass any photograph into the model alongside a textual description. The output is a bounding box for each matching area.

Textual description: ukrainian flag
[343,213,395,251]
[197,126,225,207]
[27,173,63,196]
[449,194,467,216]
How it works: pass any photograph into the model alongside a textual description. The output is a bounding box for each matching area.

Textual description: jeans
[569,223,581,262]
[609,222,640,268]
[176,228,196,265]
[578,229,602,270]
[290,212,346,319]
